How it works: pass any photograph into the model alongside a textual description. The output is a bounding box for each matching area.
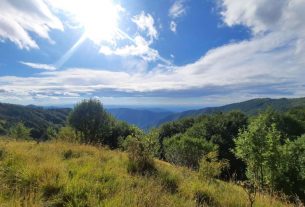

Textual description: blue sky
[0,0,304,107]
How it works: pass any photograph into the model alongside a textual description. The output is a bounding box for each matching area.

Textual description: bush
[62,149,81,160]
[158,171,179,193]
[126,136,156,175]
[194,190,217,207]
[42,183,63,199]
[8,122,31,140]
[68,99,112,144]
[46,126,58,140]
[164,134,216,168]
[56,127,81,143]
[199,151,229,181]
[0,147,5,160]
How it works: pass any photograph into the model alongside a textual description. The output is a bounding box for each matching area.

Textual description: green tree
[186,111,248,178]
[68,99,112,144]
[9,122,31,140]
[158,117,195,159]
[164,134,216,168]
[277,135,305,200]
[234,112,282,190]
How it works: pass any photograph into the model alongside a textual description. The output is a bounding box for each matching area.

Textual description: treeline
[1,99,305,203]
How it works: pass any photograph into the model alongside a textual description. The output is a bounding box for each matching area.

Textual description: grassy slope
[0,139,291,207]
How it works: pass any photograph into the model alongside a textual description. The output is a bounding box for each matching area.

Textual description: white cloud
[220,0,305,35]
[20,61,56,71]
[132,11,158,41]
[169,1,186,19]
[170,21,177,33]
[99,36,159,62]
[2,33,305,104]
[168,0,187,33]
[0,0,63,49]
[100,12,165,63]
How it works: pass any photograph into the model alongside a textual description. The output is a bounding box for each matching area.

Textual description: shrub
[46,126,58,140]
[164,134,216,168]
[42,183,63,199]
[68,99,112,144]
[194,190,217,207]
[199,151,229,181]
[56,126,81,143]
[8,122,31,140]
[126,136,156,175]
[62,149,81,160]
[0,147,5,160]
[158,171,179,193]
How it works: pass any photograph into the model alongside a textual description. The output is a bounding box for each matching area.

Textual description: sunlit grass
[0,138,291,206]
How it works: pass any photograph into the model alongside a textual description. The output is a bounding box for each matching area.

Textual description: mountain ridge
[1,97,305,133]
[158,97,305,125]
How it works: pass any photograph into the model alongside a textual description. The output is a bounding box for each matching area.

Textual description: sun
[71,0,121,44]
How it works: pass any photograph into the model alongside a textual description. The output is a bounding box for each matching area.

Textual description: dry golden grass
[0,138,291,207]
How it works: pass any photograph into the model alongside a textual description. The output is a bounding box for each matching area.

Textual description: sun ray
[71,0,120,44]
[55,34,87,69]
[54,0,121,68]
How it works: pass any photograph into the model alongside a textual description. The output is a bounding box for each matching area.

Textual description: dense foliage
[156,107,305,202]
[68,99,113,144]
[164,134,215,168]
[68,99,136,148]
[158,111,248,178]
[235,111,305,199]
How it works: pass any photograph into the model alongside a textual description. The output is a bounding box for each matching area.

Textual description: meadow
[0,138,291,207]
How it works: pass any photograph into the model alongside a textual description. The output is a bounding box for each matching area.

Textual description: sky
[0,0,304,107]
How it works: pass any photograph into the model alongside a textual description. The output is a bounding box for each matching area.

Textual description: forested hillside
[1,97,305,133]
[0,103,70,139]
[159,97,305,124]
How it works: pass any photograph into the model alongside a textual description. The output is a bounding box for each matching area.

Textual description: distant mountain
[107,108,173,130]
[0,102,174,134]
[159,97,305,125]
[0,102,70,139]
[1,97,305,134]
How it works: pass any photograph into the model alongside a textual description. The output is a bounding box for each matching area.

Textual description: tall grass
[0,138,292,207]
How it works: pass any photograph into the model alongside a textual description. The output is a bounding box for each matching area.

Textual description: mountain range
[107,108,173,130]
[1,97,305,134]
[108,97,305,128]
[158,97,305,124]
